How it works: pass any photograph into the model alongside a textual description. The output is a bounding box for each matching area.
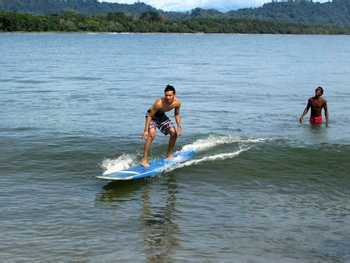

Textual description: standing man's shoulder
[307,97,313,106]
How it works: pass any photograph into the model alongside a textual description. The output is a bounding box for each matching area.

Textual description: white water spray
[165,146,251,173]
[182,135,264,152]
[101,154,135,175]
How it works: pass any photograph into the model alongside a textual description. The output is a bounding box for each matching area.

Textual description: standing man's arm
[324,101,329,128]
[174,103,182,136]
[299,99,311,124]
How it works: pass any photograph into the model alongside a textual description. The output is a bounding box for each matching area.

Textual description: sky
[101,0,329,12]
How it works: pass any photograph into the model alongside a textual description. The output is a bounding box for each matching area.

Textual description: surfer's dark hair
[164,85,176,94]
[315,86,324,95]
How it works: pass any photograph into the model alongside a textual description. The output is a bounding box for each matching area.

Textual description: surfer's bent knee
[169,128,177,138]
[148,129,157,140]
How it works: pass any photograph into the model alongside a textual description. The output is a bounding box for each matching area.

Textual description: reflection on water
[97,180,146,202]
[96,176,179,262]
[142,177,179,262]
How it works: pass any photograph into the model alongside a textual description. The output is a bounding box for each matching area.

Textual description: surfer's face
[164,91,175,104]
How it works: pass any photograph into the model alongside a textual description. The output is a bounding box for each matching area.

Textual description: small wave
[101,154,136,175]
[51,76,103,81]
[181,135,264,152]
[0,127,39,132]
[0,78,13,83]
[99,135,264,176]
[65,76,102,81]
[14,79,49,84]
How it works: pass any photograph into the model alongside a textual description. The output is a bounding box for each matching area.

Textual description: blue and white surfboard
[97,150,195,181]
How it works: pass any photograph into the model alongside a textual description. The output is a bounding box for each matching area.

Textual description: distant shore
[1,11,349,35]
[2,32,350,37]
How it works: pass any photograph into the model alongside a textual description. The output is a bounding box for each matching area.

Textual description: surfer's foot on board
[140,159,150,168]
[166,154,174,160]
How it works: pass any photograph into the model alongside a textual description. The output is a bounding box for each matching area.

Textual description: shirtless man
[141,85,182,167]
[299,86,329,127]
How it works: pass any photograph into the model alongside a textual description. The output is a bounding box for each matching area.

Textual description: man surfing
[299,86,329,127]
[141,85,182,167]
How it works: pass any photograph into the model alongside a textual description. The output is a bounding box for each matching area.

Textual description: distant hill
[0,0,350,27]
[175,1,350,27]
[0,0,157,16]
[229,0,350,27]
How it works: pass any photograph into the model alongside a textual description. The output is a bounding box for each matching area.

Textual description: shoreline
[1,31,350,36]
[1,11,349,36]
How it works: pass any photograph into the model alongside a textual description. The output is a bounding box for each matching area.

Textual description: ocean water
[1,33,350,262]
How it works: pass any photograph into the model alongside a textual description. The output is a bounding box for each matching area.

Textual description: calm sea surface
[1,33,350,262]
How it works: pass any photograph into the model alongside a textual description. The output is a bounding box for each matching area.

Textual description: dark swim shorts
[148,114,175,135]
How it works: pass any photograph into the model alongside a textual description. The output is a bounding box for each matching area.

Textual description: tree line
[1,11,349,34]
[0,0,156,16]
[229,0,350,27]
[1,0,350,27]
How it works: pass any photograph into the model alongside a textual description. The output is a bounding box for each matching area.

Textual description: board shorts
[310,115,322,125]
[147,114,175,135]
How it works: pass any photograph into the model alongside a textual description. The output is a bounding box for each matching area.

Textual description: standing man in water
[141,85,182,167]
[299,86,329,127]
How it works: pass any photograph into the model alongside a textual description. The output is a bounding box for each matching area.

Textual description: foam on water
[165,146,251,173]
[165,135,266,173]
[101,154,135,175]
[181,135,264,152]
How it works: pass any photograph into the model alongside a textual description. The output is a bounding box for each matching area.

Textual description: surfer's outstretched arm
[141,100,161,167]
[143,115,152,140]
[143,100,161,140]
[174,103,182,136]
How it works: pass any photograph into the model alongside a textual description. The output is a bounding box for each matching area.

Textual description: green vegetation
[229,0,350,27]
[1,11,349,34]
[1,0,350,28]
[0,0,156,16]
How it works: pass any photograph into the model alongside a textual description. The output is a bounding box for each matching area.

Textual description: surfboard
[97,149,195,181]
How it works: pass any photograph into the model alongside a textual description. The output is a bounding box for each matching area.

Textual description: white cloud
[101,0,329,11]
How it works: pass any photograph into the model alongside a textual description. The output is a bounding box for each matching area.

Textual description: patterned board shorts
[148,114,175,135]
